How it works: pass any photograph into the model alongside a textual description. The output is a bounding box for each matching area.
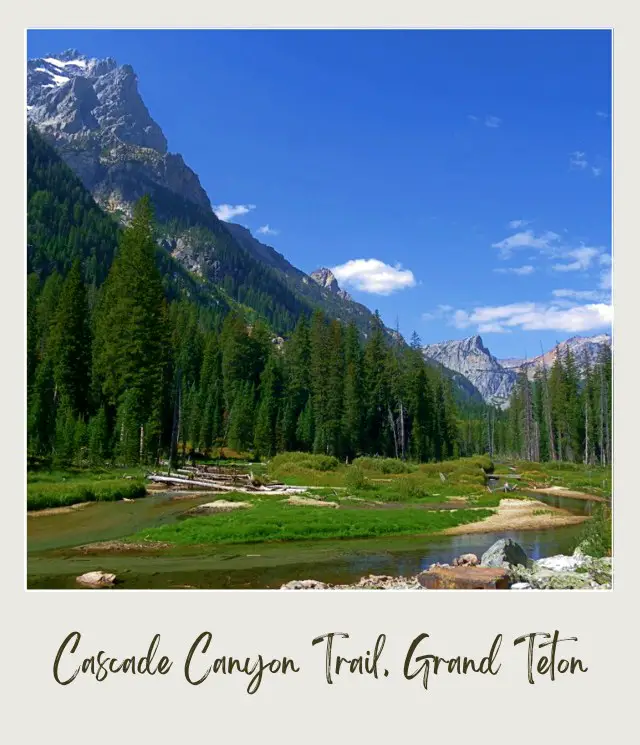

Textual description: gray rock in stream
[480,538,529,569]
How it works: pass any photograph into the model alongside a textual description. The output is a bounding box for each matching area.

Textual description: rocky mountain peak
[422,335,514,407]
[27,51,212,220]
[310,268,352,301]
[310,267,339,291]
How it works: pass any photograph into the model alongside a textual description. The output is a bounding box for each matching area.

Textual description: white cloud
[331,259,416,295]
[494,265,535,276]
[449,300,612,334]
[485,115,502,128]
[552,246,601,272]
[596,111,609,118]
[508,219,530,229]
[570,151,588,169]
[477,322,512,334]
[492,229,561,259]
[257,224,279,236]
[467,114,478,122]
[213,203,256,221]
[592,167,602,177]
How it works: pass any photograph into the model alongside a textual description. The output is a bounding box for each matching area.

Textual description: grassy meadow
[27,467,146,511]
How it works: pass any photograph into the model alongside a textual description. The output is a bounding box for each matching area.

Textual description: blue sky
[27,30,612,358]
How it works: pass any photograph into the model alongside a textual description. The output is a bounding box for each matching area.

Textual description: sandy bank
[28,501,94,517]
[529,486,607,502]
[441,498,588,535]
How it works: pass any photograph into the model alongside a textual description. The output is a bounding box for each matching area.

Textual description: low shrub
[352,456,416,474]
[345,466,368,490]
[269,452,340,472]
[574,503,612,558]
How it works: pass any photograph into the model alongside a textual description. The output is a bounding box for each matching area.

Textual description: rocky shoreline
[280,538,613,591]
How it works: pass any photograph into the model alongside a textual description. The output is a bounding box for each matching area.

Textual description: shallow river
[27,491,592,590]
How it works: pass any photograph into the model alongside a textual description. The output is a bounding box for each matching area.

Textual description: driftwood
[147,471,309,496]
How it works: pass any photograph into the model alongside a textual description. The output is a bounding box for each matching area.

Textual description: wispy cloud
[448,300,612,334]
[570,151,588,170]
[552,246,601,272]
[596,111,609,119]
[467,114,502,128]
[599,268,612,291]
[552,288,607,302]
[257,224,279,236]
[494,265,535,276]
[213,203,256,221]
[492,229,561,259]
[331,259,416,295]
[569,151,603,177]
[508,219,530,229]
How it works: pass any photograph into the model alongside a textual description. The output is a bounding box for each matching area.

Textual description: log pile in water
[147,466,306,496]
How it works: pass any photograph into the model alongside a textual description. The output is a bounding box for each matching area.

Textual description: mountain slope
[26,50,393,338]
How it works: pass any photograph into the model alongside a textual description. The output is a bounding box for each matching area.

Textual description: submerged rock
[76,571,116,587]
[480,538,529,568]
[281,580,328,590]
[452,553,479,567]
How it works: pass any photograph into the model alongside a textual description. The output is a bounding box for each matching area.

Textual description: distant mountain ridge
[422,333,612,407]
[499,334,612,380]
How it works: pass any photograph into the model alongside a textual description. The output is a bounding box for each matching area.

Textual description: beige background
[3,3,638,742]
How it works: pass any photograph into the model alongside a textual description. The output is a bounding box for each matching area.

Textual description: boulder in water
[480,538,528,568]
[76,571,116,587]
[280,580,328,590]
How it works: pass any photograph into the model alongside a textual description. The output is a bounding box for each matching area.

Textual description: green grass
[268,454,494,502]
[512,461,612,497]
[27,467,147,511]
[128,501,494,546]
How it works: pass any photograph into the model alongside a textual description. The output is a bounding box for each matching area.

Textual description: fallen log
[148,474,239,491]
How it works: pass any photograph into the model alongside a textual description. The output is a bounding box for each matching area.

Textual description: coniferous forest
[26,127,612,470]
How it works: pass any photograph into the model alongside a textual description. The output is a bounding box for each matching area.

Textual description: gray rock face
[310,268,352,301]
[422,335,516,406]
[27,50,210,218]
[480,538,529,568]
[422,333,611,407]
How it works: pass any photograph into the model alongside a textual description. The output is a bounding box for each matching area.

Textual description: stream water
[27,490,593,590]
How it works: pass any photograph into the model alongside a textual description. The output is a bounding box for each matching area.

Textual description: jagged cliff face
[27,49,210,220]
[423,333,612,406]
[422,335,516,406]
[309,268,352,301]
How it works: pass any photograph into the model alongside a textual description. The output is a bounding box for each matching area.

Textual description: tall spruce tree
[93,196,168,464]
